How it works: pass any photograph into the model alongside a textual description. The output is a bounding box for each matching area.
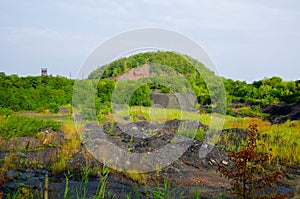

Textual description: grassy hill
[1,51,300,120]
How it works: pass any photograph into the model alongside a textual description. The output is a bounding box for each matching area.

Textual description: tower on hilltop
[41,68,48,76]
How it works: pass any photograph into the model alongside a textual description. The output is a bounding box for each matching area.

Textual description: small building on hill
[41,68,48,76]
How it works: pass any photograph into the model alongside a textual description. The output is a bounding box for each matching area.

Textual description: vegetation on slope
[89,51,300,106]
[0,51,299,120]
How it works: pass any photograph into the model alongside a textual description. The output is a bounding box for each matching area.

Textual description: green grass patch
[0,114,61,139]
[112,106,212,124]
[177,128,206,141]
[113,106,300,165]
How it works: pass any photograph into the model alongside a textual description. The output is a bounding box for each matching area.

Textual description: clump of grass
[0,115,61,139]
[10,187,35,199]
[51,159,67,174]
[0,153,18,177]
[51,123,81,174]
[61,123,80,137]
[147,178,181,199]
[178,128,205,141]
[62,165,110,199]
[95,165,110,199]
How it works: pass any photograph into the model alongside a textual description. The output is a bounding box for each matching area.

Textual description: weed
[147,178,179,199]
[63,171,72,199]
[0,153,18,176]
[126,147,134,152]
[218,123,289,198]
[5,187,35,199]
[95,165,110,199]
[78,167,90,199]
[216,192,227,199]
[133,186,140,199]
[51,123,81,174]
[178,128,205,141]
[130,135,134,143]
[149,129,159,137]
[193,183,201,199]
[51,159,67,174]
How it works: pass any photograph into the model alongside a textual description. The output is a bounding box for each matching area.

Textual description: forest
[1,51,299,117]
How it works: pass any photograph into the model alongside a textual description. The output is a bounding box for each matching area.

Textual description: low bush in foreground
[218,123,290,199]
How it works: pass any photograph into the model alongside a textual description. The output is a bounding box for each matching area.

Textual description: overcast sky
[0,0,299,82]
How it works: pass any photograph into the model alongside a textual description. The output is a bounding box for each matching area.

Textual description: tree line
[0,73,74,113]
[0,51,299,116]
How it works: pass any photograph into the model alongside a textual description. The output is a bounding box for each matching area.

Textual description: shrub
[218,123,289,198]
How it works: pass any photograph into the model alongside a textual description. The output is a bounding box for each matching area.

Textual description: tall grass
[0,115,61,139]
[221,118,300,165]
[147,178,182,199]
[114,107,300,165]
[51,123,81,174]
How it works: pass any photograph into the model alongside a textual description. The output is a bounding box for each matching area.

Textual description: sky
[0,0,299,83]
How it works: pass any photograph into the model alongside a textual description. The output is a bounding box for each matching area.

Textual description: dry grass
[123,170,149,185]
[0,153,18,177]
[223,117,300,164]
[258,120,300,164]
[114,107,300,165]
[51,123,82,173]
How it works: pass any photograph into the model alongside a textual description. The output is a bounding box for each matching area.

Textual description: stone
[221,160,228,165]
[150,92,197,112]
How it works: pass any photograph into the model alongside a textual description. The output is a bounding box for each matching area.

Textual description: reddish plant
[218,123,289,199]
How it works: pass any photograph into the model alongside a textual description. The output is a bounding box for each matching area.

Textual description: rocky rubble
[261,102,300,124]
[0,119,298,198]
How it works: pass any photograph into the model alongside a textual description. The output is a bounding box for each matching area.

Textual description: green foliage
[62,166,110,199]
[238,107,269,118]
[88,51,216,106]
[0,115,61,139]
[89,51,207,79]
[223,77,300,105]
[0,73,74,112]
[1,52,300,118]
[129,84,151,106]
[0,107,11,117]
[89,51,300,116]
[178,128,205,141]
[147,178,181,199]
[6,187,34,199]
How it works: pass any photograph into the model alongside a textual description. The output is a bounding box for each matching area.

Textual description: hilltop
[0,52,300,198]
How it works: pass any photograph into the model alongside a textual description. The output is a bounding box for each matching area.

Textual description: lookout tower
[41,68,48,76]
